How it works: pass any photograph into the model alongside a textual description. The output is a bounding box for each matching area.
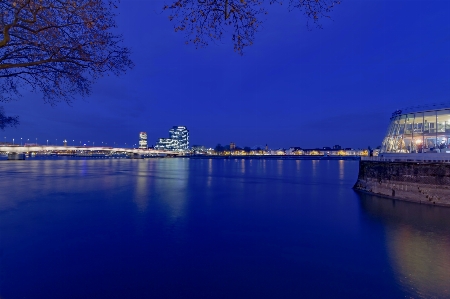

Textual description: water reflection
[134,160,150,212]
[338,160,345,181]
[241,159,246,174]
[207,159,212,187]
[154,159,189,220]
[0,159,111,210]
[312,160,317,177]
[358,194,450,299]
[277,159,283,176]
[296,159,301,172]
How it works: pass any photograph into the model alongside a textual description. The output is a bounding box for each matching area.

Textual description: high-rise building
[139,132,148,149]
[155,126,189,151]
[169,126,189,150]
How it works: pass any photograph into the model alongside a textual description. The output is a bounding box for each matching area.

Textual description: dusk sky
[3,0,450,149]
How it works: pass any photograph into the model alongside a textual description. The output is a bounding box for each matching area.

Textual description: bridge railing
[0,145,181,155]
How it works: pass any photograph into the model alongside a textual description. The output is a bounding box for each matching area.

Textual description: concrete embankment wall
[354,161,450,207]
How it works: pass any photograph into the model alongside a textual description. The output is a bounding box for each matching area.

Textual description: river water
[0,158,449,298]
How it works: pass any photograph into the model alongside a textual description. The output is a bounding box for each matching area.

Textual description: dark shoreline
[187,155,361,161]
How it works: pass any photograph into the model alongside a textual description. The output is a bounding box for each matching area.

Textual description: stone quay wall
[353,161,450,206]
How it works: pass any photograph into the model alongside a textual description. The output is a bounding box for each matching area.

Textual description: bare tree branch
[163,0,340,54]
[0,0,133,104]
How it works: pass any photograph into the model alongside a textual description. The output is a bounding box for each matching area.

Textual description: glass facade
[154,126,189,151]
[169,126,189,150]
[381,108,450,153]
[154,138,178,150]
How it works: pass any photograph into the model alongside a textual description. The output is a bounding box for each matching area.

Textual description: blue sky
[3,0,450,148]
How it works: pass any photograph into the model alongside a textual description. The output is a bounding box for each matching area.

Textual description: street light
[47,139,49,146]
[20,137,22,146]
[13,138,14,145]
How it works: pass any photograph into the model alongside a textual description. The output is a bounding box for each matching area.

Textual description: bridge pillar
[129,153,143,159]
[7,153,25,160]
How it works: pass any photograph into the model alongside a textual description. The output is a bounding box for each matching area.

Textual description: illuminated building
[230,142,236,150]
[381,106,450,153]
[154,138,176,150]
[154,126,189,151]
[169,126,189,150]
[139,132,148,149]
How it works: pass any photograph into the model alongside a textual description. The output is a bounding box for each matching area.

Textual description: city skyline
[2,1,450,148]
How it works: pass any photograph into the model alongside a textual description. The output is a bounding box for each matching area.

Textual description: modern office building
[381,106,450,153]
[139,132,148,149]
[155,126,189,151]
[169,126,189,150]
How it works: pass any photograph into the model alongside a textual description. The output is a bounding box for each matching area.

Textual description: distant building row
[192,144,377,156]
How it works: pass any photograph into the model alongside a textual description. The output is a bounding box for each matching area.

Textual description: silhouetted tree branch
[0,0,133,104]
[0,106,18,130]
[164,0,340,54]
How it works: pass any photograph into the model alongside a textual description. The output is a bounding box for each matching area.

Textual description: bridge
[0,145,182,159]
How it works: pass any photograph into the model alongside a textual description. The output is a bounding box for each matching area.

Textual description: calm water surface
[0,158,449,298]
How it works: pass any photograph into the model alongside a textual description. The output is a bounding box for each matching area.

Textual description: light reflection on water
[0,158,449,299]
[339,160,345,181]
[359,194,450,299]
[134,160,150,212]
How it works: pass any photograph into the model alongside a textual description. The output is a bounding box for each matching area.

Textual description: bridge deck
[0,146,180,155]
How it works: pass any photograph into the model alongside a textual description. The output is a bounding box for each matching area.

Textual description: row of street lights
[3,137,137,148]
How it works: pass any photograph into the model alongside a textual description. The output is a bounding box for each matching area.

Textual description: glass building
[169,126,189,150]
[154,126,189,151]
[139,132,147,149]
[381,107,450,153]
[154,138,178,150]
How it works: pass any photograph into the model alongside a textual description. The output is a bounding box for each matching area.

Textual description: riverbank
[188,155,361,160]
[353,160,450,207]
